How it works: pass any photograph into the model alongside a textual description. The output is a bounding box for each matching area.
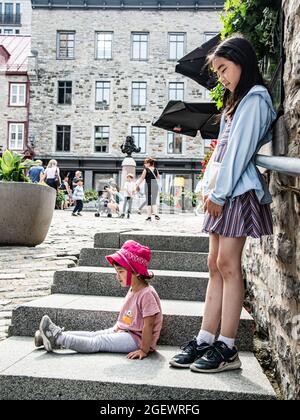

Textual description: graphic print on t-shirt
[122,309,133,325]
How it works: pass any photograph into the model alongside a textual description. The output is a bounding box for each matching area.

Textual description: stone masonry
[28,8,222,160]
[243,1,300,400]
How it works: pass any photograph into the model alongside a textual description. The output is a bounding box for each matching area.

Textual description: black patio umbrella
[152,100,220,139]
[175,34,221,90]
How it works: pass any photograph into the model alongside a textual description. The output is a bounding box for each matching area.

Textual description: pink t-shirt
[116,285,163,351]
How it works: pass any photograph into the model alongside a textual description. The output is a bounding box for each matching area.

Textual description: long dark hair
[207,34,270,119]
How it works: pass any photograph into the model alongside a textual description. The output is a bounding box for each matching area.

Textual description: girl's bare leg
[217,235,247,338]
[201,233,224,335]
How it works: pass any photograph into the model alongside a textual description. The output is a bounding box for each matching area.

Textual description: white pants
[56,327,138,354]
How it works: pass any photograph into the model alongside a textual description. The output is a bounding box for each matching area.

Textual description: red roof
[0,35,31,72]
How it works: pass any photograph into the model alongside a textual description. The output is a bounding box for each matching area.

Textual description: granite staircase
[0,231,276,400]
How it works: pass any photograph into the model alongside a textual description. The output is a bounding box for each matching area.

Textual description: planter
[0,182,56,246]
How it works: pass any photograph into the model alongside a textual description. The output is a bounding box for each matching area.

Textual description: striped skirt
[202,190,273,238]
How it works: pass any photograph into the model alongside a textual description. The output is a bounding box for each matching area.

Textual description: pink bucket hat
[105,240,152,286]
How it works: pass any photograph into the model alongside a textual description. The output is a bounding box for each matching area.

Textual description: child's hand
[127,349,148,360]
[206,199,223,218]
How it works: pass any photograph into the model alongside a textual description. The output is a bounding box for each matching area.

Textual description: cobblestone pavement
[0,209,205,340]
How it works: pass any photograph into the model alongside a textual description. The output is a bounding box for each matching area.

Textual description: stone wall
[243,1,300,400]
[28,9,222,160]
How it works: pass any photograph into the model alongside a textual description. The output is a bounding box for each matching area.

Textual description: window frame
[131,32,149,61]
[168,81,185,101]
[8,122,25,150]
[131,126,147,154]
[167,132,183,155]
[131,81,147,109]
[57,31,76,60]
[168,32,186,61]
[95,31,113,60]
[9,82,27,107]
[95,81,111,109]
[56,125,71,152]
[57,81,72,105]
[94,125,110,154]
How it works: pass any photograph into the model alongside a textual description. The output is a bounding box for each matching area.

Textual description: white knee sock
[218,335,235,349]
[196,329,215,346]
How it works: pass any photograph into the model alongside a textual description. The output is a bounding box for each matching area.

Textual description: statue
[120,135,141,157]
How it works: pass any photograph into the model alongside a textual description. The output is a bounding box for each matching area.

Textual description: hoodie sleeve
[209,94,272,206]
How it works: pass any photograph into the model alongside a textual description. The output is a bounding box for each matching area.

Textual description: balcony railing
[0,14,21,25]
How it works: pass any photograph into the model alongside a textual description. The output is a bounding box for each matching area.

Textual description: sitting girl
[35,240,163,360]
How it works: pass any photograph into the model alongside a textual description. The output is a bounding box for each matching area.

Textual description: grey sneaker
[34,330,44,347]
[39,315,63,352]
[34,329,62,349]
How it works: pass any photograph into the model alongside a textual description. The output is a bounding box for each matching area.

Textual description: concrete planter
[0,182,56,246]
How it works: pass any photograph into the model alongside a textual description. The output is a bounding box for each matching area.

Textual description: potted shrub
[0,150,56,246]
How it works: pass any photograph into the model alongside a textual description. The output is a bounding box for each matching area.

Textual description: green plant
[160,193,175,207]
[0,150,36,182]
[56,189,65,209]
[84,189,98,203]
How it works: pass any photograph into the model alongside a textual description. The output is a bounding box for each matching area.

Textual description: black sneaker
[169,338,212,368]
[190,340,242,373]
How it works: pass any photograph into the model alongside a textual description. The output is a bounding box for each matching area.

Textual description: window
[57,31,75,59]
[8,123,24,150]
[10,83,26,106]
[169,82,184,101]
[131,82,147,108]
[131,33,149,61]
[131,126,146,154]
[15,29,19,34]
[204,32,219,42]
[167,132,183,154]
[56,125,71,152]
[4,3,13,23]
[96,32,113,59]
[168,33,186,60]
[15,3,20,23]
[95,81,110,109]
[4,28,13,34]
[58,81,72,105]
[94,126,109,153]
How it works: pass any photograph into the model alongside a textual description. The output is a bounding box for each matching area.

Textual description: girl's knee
[216,257,235,277]
[207,254,219,274]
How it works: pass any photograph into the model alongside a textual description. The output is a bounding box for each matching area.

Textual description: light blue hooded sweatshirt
[203,85,277,206]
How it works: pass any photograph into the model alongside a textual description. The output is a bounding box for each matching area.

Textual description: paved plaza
[0,209,205,341]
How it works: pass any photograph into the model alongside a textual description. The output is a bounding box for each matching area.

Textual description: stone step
[94,231,209,253]
[0,337,276,400]
[52,267,209,301]
[79,248,208,272]
[9,294,254,351]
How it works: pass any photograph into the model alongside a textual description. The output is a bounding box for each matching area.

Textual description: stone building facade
[243,0,300,400]
[0,1,31,36]
[28,0,223,190]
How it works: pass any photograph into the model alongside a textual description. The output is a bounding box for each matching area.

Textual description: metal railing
[255,154,300,177]
[0,14,21,25]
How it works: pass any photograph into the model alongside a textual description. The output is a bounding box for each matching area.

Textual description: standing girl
[136,158,161,222]
[170,34,276,373]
